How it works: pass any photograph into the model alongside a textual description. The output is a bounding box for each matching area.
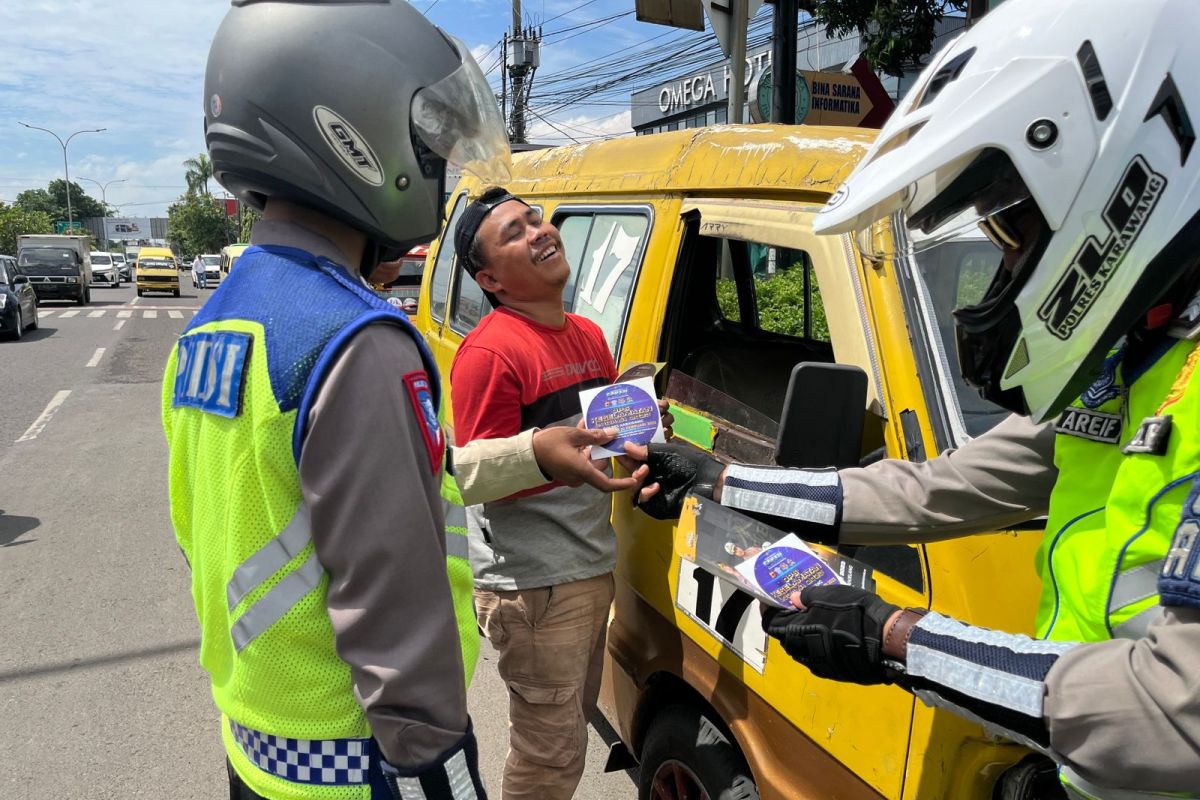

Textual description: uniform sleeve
[719,413,1056,545]
[299,323,468,769]
[1043,607,1200,791]
[838,413,1057,543]
[450,344,523,444]
[451,429,549,506]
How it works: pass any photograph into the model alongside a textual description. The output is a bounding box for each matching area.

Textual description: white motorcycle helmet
[814,0,1200,421]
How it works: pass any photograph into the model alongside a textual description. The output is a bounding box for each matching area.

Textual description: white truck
[17,234,92,305]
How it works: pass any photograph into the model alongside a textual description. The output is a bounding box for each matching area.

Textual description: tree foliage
[14,179,108,221]
[167,193,234,260]
[239,205,261,242]
[183,153,214,196]
[0,203,55,255]
[801,0,967,77]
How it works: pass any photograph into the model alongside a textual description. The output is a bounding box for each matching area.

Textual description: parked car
[112,253,132,282]
[89,252,121,286]
[0,254,39,340]
[191,254,222,288]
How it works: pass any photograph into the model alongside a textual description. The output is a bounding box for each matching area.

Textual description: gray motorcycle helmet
[204,0,509,255]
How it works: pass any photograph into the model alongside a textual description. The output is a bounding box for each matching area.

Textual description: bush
[716,267,828,341]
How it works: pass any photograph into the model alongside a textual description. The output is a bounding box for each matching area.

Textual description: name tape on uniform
[1055,407,1122,444]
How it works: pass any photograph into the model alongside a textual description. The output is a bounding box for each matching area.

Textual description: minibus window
[429,193,467,323]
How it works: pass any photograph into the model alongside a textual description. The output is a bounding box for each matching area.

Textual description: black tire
[11,308,23,341]
[638,705,759,800]
[28,301,38,330]
[77,289,86,306]
[173,289,180,298]
[137,288,144,297]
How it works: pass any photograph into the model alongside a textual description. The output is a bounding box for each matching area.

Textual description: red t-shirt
[451,307,617,495]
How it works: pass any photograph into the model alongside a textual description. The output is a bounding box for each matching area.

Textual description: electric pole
[506,0,541,143]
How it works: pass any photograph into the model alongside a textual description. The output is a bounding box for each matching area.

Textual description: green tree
[183,153,214,196]
[0,203,55,255]
[239,205,261,242]
[167,193,234,259]
[802,0,967,77]
[14,179,108,220]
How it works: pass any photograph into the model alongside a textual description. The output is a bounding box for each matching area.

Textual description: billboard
[104,217,154,242]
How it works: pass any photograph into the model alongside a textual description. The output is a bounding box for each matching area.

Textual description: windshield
[92,255,112,265]
[20,248,76,268]
[898,229,1009,443]
[399,261,424,278]
[201,255,220,266]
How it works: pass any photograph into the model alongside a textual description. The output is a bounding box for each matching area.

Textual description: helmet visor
[412,34,512,184]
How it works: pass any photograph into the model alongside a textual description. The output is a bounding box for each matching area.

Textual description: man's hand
[533,426,648,493]
[761,585,903,685]
[620,441,726,520]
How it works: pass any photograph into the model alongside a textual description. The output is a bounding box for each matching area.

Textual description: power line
[540,0,604,26]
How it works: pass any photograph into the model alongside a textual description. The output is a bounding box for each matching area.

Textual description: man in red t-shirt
[450,187,619,800]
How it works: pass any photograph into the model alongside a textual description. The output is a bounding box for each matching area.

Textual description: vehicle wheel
[638,705,759,800]
[28,301,38,330]
[173,289,181,298]
[11,309,23,341]
[137,289,144,297]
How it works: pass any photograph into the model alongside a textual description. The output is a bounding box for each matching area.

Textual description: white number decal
[675,556,768,672]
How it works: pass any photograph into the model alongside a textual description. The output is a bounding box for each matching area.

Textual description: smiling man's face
[474,200,571,304]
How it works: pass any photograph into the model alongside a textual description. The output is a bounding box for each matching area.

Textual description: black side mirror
[775,362,868,469]
[13,274,29,284]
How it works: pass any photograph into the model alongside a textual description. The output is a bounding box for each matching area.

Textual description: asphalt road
[0,278,636,799]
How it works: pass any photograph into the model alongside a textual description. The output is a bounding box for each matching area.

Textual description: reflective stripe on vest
[232,552,324,652]
[1060,764,1193,800]
[229,718,370,786]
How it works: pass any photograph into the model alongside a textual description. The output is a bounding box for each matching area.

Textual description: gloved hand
[762,585,901,685]
[634,441,726,520]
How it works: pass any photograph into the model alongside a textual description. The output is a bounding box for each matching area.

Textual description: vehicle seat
[681,339,834,420]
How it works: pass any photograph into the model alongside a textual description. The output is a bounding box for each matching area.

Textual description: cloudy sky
[0,0,745,218]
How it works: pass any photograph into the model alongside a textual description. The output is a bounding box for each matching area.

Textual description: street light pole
[18,122,106,229]
[76,176,127,211]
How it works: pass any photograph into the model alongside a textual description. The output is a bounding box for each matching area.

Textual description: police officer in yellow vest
[628,0,1200,796]
[162,3,651,799]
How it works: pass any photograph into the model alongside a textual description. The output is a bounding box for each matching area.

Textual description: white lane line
[17,390,72,443]
[144,310,158,319]
[59,309,80,318]
[117,310,132,318]
[85,347,106,367]
[88,310,106,318]
[114,319,126,331]
[130,296,140,305]
[168,310,183,319]
[39,309,55,318]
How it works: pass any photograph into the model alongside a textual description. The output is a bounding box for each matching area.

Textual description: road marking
[130,296,140,305]
[85,347,106,367]
[114,319,126,331]
[16,390,71,443]
[144,310,158,319]
[168,310,183,319]
[88,310,105,318]
[38,309,54,318]
[59,309,80,318]
[117,310,132,318]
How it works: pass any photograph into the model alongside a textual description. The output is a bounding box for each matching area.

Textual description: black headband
[454,191,529,277]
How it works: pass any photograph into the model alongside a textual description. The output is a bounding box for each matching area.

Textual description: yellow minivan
[221,243,249,275]
[135,246,180,297]
[415,125,1046,800]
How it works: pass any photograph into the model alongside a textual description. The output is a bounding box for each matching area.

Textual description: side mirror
[775,362,867,469]
[13,274,29,284]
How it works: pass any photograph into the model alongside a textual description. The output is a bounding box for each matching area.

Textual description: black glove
[761,585,900,685]
[635,442,726,520]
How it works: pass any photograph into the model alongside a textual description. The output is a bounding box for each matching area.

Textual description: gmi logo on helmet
[314,106,384,187]
[1038,155,1166,340]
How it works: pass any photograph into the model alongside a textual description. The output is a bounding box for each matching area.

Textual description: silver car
[89,252,121,286]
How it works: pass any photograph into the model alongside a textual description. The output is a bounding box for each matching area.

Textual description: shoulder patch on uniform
[1054,407,1122,444]
[173,331,252,418]
[403,371,444,473]
[1160,476,1200,610]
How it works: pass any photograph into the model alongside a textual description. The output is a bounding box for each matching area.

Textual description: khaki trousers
[475,573,615,800]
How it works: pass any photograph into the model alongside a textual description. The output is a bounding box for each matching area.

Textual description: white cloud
[526,110,632,145]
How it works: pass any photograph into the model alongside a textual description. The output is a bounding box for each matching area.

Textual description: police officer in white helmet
[628,0,1200,795]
